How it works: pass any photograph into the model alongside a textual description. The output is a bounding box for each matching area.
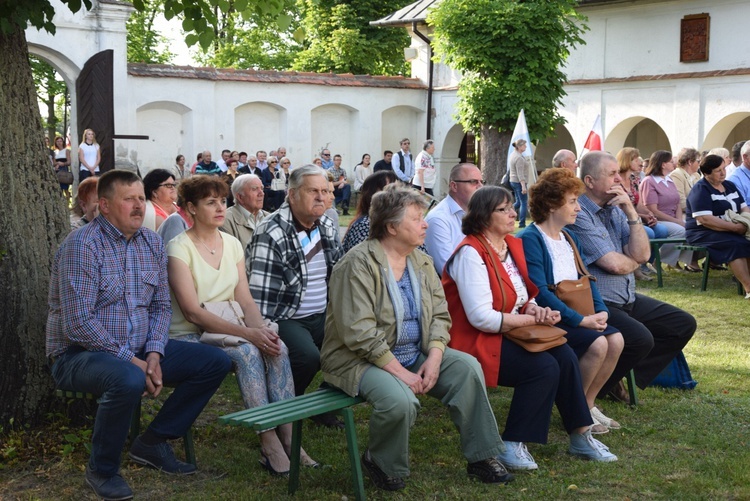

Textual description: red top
[442,234,538,387]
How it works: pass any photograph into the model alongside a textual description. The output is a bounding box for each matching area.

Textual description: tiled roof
[567,67,750,86]
[127,64,427,90]
[370,0,440,27]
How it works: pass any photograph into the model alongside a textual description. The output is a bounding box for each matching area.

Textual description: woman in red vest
[442,186,617,472]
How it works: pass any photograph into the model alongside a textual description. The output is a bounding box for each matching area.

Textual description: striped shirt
[46,215,171,360]
[293,227,328,318]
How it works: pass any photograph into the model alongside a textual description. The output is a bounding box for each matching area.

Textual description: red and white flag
[581,115,603,157]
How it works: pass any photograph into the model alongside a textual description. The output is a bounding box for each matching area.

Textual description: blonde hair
[80,128,98,145]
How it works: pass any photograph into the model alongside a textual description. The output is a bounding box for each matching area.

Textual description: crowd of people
[53,132,750,499]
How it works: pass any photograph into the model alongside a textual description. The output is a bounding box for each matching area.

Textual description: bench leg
[653,243,664,288]
[626,370,639,407]
[341,407,366,501]
[184,428,196,466]
[700,250,710,292]
[288,419,303,495]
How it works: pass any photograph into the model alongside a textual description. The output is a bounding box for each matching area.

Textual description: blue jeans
[645,222,670,262]
[510,181,527,227]
[51,340,231,476]
[334,183,352,210]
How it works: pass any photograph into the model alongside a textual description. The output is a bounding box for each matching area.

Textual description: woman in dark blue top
[519,168,624,433]
[686,154,750,297]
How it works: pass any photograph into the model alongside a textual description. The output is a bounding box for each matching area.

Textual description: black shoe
[310,412,345,430]
[361,449,406,491]
[129,436,197,475]
[259,452,290,477]
[467,457,515,484]
[85,466,133,501]
[604,380,631,405]
[342,209,350,216]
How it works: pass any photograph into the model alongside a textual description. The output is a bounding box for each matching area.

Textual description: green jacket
[321,239,450,397]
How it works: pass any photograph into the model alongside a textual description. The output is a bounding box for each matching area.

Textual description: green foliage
[29,55,69,137]
[0,0,91,34]
[292,0,409,75]
[430,0,587,139]
[195,9,303,70]
[126,0,175,64]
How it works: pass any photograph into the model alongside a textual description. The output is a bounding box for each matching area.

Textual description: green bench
[674,243,744,294]
[55,389,196,465]
[219,387,365,500]
[649,237,687,287]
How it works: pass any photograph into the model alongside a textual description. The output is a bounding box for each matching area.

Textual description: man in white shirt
[391,138,414,184]
[424,163,484,275]
[726,140,746,179]
[216,149,230,173]
[256,150,268,171]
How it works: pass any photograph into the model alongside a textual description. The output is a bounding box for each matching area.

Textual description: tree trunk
[0,28,69,428]
[479,125,512,186]
[46,91,57,144]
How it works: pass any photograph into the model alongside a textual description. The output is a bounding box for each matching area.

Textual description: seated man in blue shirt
[47,170,231,501]
[568,152,695,403]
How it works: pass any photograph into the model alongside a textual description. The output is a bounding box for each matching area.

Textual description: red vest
[442,234,539,387]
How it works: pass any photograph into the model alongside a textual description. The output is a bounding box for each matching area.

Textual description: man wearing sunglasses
[424,163,484,275]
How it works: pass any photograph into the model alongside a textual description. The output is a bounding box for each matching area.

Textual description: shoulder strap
[560,230,595,280]
[397,151,405,172]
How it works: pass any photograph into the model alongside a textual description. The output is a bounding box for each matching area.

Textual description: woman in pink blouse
[640,150,698,271]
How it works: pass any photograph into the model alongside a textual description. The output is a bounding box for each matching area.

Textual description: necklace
[483,233,508,259]
[193,231,218,254]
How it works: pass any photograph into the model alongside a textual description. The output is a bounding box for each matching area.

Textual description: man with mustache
[246,164,344,428]
[46,170,232,500]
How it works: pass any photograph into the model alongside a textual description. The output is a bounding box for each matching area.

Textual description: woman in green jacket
[321,185,512,492]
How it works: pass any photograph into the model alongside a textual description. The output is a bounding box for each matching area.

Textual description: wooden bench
[55,389,196,465]
[219,387,365,500]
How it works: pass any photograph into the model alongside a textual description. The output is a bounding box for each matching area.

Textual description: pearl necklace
[193,231,218,255]
[483,233,508,260]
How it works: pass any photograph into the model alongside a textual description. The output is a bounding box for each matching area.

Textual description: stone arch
[536,123,576,172]
[312,104,360,172]
[235,102,287,154]
[27,43,80,150]
[606,117,672,158]
[381,105,421,154]
[703,112,750,150]
[135,101,193,173]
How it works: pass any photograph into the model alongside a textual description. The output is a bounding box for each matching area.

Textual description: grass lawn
[1,267,749,500]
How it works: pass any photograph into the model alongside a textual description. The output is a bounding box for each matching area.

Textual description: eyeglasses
[159,183,177,189]
[270,161,278,164]
[321,153,330,157]
[453,179,484,186]
[494,207,514,214]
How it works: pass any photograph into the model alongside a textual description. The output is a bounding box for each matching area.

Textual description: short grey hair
[288,164,328,191]
[231,173,261,196]
[449,162,476,181]
[369,184,428,241]
[423,139,435,151]
[708,147,730,159]
[580,151,616,181]
[552,149,573,168]
[741,141,750,158]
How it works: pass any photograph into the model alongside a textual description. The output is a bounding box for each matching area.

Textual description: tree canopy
[126,0,175,64]
[429,0,586,180]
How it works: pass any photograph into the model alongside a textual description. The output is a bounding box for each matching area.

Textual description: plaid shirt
[46,215,171,360]
[247,202,343,321]
[567,193,635,306]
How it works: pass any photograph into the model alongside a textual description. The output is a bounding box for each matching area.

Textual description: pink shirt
[640,175,680,218]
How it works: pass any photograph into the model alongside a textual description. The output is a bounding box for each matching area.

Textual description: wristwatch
[627,219,642,225]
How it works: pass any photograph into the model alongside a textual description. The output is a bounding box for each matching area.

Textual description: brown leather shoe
[606,380,631,405]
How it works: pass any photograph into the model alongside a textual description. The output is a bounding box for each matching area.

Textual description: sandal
[683,264,702,273]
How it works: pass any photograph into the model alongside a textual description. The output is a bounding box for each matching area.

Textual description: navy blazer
[517,224,608,327]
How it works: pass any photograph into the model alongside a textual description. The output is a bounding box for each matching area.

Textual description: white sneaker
[591,406,621,429]
[496,441,538,471]
[569,429,618,462]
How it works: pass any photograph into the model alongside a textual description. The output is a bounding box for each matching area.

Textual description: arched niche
[607,117,672,158]
[135,101,193,174]
[235,102,287,154]
[381,105,421,154]
[703,112,750,150]
[312,104,359,172]
[535,123,576,172]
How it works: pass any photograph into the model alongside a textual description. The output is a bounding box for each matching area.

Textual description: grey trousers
[358,348,504,478]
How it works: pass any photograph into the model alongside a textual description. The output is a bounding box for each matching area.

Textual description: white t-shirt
[79,142,100,172]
